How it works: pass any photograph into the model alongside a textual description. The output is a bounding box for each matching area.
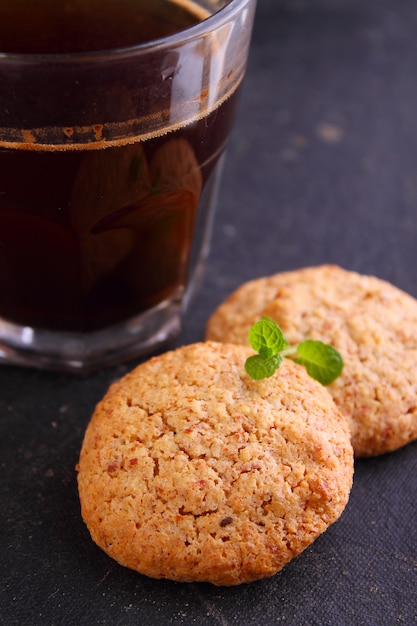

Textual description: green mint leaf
[245,353,283,380]
[244,318,343,385]
[247,317,288,359]
[292,339,344,386]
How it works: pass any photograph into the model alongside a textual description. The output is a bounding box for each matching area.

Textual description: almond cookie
[206,265,417,457]
[77,341,353,586]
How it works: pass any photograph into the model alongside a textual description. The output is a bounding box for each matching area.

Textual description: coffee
[0,0,240,332]
[0,0,204,54]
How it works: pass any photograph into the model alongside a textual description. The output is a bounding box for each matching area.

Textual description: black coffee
[0,0,240,332]
[0,0,203,54]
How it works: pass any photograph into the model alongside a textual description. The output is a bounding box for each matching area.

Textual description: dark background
[2,0,417,624]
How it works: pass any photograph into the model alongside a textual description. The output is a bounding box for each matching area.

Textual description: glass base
[0,296,183,374]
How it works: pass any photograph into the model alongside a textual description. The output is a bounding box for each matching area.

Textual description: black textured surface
[2,1,417,624]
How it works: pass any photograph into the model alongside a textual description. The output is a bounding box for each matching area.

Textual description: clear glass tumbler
[0,0,257,373]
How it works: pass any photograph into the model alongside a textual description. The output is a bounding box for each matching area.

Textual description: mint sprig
[244,317,343,385]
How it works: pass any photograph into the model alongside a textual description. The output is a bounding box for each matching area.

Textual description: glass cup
[0,0,257,373]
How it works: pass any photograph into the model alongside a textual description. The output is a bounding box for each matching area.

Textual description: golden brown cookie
[77,341,353,586]
[206,265,417,457]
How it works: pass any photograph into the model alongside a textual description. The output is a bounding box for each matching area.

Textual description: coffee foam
[0,66,242,152]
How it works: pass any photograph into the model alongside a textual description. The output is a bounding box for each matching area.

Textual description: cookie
[77,341,353,586]
[206,264,417,457]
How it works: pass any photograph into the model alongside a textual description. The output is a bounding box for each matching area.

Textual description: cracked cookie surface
[206,265,417,457]
[77,341,353,586]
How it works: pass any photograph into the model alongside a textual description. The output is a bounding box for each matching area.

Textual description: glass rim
[0,0,252,65]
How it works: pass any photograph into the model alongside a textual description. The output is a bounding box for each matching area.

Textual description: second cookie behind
[206,265,417,457]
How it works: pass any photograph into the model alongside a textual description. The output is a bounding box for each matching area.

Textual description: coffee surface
[0,0,207,54]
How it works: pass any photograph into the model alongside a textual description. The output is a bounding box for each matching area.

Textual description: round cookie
[206,265,417,457]
[77,341,353,586]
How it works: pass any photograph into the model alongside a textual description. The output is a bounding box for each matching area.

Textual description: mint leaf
[248,317,287,359]
[244,318,343,386]
[245,353,283,380]
[292,339,343,386]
